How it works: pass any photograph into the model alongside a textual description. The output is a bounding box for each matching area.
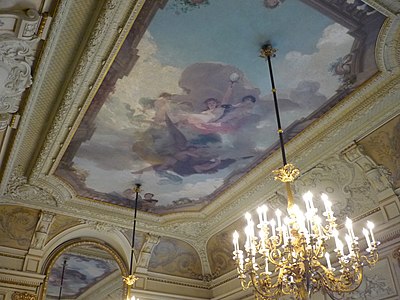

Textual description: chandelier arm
[312,240,326,259]
[321,216,337,235]
[266,242,283,261]
[317,262,363,294]
[270,231,284,248]
[249,270,283,299]
[360,249,379,266]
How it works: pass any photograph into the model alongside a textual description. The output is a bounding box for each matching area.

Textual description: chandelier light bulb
[270,218,276,237]
[303,191,314,211]
[367,221,376,243]
[275,209,282,230]
[321,193,333,216]
[325,252,332,270]
[257,205,268,225]
[362,228,372,250]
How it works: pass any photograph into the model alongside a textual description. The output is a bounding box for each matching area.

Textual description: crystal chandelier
[232,44,379,300]
[123,183,141,300]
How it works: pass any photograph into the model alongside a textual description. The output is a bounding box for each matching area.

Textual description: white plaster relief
[0,9,41,40]
[294,154,380,221]
[30,211,55,250]
[136,233,160,272]
[0,35,35,129]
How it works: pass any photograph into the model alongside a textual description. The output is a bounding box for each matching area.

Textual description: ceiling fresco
[56,0,385,214]
[0,206,39,250]
[359,115,400,189]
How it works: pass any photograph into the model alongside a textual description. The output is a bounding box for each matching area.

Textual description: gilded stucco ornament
[11,291,36,300]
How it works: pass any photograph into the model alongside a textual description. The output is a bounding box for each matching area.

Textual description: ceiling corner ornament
[232,44,379,300]
[2,167,58,206]
[11,291,36,300]
[0,35,34,130]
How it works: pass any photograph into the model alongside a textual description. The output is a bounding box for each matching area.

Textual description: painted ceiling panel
[56,0,385,214]
[148,236,202,279]
[359,115,400,189]
[0,206,39,250]
[47,215,81,242]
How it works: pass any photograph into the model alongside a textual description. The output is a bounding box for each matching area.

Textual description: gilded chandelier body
[232,168,379,299]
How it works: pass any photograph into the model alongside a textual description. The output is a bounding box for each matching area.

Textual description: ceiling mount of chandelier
[232,44,379,300]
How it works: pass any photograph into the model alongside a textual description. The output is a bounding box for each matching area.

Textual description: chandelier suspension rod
[58,258,67,300]
[263,44,287,166]
[129,183,141,275]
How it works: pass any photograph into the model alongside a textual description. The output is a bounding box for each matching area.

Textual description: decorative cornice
[0,269,44,288]
[147,276,209,290]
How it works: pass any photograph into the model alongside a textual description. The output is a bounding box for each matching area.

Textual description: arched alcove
[40,239,128,300]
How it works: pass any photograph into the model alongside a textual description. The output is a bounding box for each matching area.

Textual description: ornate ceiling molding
[0,0,145,193]
[30,0,146,178]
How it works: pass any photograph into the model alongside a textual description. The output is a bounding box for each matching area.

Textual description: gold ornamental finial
[272,163,300,183]
[133,183,141,193]
[260,43,277,58]
[123,274,139,286]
